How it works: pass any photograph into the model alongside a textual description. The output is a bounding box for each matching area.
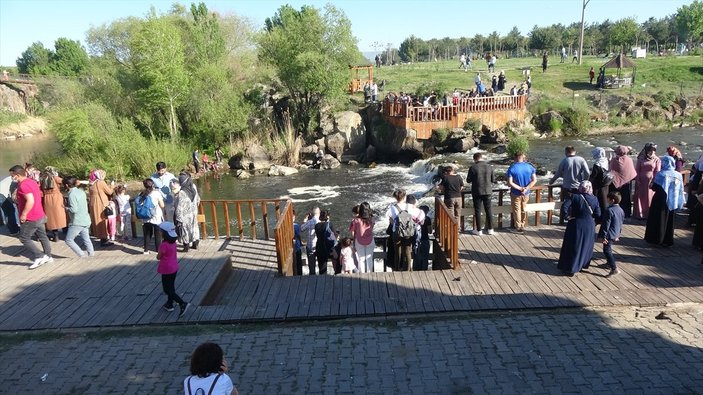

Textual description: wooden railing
[273,200,295,276]
[197,199,286,240]
[383,94,527,120]
[434,196,459,270]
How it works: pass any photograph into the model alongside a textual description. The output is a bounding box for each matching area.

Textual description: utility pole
[578,0,590,65]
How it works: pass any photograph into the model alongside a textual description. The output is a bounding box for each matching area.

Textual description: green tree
[131,14,189,141]
[503,27,523,54]
[259,4,360,134]
[16,42,52,75]
[675,0,703,48]
[50,38,90,76]
[399,36,421,62]
[610,17,639,52]
[529,25,560,51]
[471,34,485,54]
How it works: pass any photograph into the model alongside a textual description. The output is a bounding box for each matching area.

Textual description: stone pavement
[1,305,702,394]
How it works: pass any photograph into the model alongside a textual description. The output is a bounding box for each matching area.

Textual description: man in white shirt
[151,161,176,221]
[387,189,425,271]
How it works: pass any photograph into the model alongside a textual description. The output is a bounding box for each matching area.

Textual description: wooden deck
[1,214,701,330]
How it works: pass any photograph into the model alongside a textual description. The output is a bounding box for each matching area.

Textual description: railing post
[262,202,270,240]
[249,202,257,240]
[210,201,219,239]
[236,202,244,240]
[223,202,231,239]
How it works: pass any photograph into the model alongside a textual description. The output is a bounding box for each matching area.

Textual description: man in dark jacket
[467,153,496,235]
[438,165,464,221]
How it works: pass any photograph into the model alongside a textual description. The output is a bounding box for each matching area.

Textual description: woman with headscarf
[557,180,601,276]
[609,145,637,218]
[178,172,201,250]
[497,70,507,91]
[589,147,610,223]
[644,156,685,247]
[39,166,67,242]
[170,178,199,252]
[688,154,703,227]
[633,143,661,219]
[88,169,114,247]
[666,146,685,172]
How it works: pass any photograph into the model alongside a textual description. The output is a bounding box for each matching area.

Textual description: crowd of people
[3,163,199,259]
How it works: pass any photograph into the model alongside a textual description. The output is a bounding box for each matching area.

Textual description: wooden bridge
[1,191,701,331]
[382,94,528,139]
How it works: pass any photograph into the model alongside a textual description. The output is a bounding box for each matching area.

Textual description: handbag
[601,171,615,187]
[103,205,114,217]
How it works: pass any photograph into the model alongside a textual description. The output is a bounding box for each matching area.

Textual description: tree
[528,26,559,51]
[259,5,360,135]
[399,36,421,62]
[610,17,639,52]
[471,34,485,54]
[675,0,703,48]
[503,27,523,54]
[50,38,89,76]
[643,16,672,53]
[16,42,52,75]
[487,31,501,53]
[131,14,189,141]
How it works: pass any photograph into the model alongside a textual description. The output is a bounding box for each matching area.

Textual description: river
[2,127,702,233]
[195,127,703,233]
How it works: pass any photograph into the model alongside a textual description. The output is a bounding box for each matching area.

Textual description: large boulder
[268,165,299,176]
[453,137,477,152]
[235,169,250,179]
[319,114,335,136]
[228,144,272,170]
[333,111,366,154]
[0,84,26,114]
[365,145,377,163]
[533,111,564,132]
[300,144,318,154]
[369,125,424,160]
[320,154,341,169]
[325,132,347,159]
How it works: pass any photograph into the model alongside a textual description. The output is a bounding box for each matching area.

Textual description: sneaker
[43,255,54,263]
[470,230,483,236]
[179,303,190,317]
[163,304,175,312]
[29,255,49,270]
[606,269,621,277]
[143,251,150,255]
[486,229,495,235]
[191,240,199,250]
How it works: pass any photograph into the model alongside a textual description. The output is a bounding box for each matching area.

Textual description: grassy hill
[370,55,703,135]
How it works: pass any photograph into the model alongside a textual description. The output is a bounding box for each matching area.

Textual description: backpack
[393,204,416,240]
[135,193,155,220]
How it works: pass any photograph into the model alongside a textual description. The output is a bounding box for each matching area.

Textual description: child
[114,185,131,241]
[106,199,117,241]
[339,237,357,274]
[157,221,189,316]
[414,205,432,271]
[598,191,625,277]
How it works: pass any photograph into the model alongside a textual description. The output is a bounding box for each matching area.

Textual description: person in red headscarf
[666,146,685,172]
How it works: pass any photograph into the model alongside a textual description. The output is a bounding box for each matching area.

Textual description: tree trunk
[169,99,177,142]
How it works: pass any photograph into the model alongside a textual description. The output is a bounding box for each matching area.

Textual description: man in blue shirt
[506,152,536,233]
[151,162,177,221]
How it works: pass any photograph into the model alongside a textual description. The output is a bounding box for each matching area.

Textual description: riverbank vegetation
[5,1,702,178]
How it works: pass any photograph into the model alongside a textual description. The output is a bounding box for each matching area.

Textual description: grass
[373,55,703,99]
[0,110,27,128]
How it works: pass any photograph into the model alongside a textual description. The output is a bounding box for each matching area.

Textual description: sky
[0,0,694,67]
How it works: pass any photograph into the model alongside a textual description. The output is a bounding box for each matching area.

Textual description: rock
[0,84,27,114]
[235,169,250,179]
[268,165,299,176]
[300,144,318,154]
[325,133,347,159]
[533,111,564,132]
[643,107,664,122]
[365,145,377,163]
[348,160,359,166]
[449,128,469,139]
[479,129,507,144]
[452,137,476,152]
[332,111,366,155]
[670,103,682,117]
[319,114,335,136]
[491,144,508,154]
[315,137,326,152]
[320,154,341,169]
[228,144,271,170]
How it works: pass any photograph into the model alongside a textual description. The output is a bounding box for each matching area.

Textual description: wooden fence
[273,200,295,276]
[383,94,527,120]
[434,197,459,269]
[196,199,287,240]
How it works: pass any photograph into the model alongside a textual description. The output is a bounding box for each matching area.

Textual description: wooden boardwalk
[1,215,701,331]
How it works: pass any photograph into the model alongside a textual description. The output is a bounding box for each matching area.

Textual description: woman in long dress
[608,145,637,218]
[557,181,601,276]
[589,147,610,223]
[633,143,661,219]
[88,169,114,247]
[179,172,200,248]
[39,166,67,241]
[170,173,201,252]
[644,156,685,247]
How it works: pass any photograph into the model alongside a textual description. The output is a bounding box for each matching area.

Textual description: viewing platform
[382,94,528,139]
[1,209,700,331]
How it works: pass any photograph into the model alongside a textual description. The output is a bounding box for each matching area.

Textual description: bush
[506,135,530,158]
[433,128,450,144]
[561,107,591,136]
[464,118,482,133]
[653,90,676,109]
[38,102,191,180]
[548,118,563,133]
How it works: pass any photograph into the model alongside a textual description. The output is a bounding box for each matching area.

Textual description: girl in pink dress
[633,143,661,219]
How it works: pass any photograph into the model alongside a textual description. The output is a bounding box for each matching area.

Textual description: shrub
[653,90,676,109]
[433,128,450,144]
[464,118,482,133]
[548,117,563,133]
[506,135,530,158]
[38,102,190,180]
[561,107,591,136]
